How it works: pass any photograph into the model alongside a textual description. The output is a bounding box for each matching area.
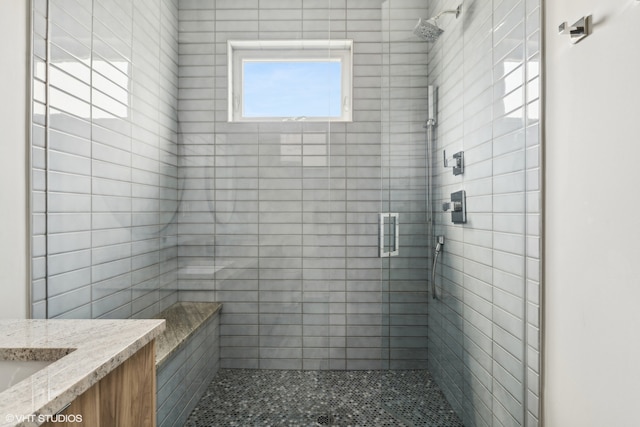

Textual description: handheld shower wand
[432,236,444,299]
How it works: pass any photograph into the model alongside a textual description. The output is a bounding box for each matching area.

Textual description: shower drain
[316,414,334,425]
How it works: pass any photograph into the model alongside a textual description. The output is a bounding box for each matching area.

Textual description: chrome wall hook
[558,15,592,44]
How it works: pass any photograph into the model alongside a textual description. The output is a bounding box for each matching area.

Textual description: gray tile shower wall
[177,0,430,370]
[425,0,540,426]
[31,0,180,319]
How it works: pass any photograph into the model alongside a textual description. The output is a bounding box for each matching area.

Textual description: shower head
[413,18,444,42]
[414,4,462,42]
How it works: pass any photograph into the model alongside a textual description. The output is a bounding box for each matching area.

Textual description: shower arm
[433,5,462,22]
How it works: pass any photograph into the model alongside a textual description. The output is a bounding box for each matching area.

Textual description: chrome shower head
[414,4,462,42]
[413,18,444,42]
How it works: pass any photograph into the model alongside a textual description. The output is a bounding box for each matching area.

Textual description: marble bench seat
[155,301,222,368]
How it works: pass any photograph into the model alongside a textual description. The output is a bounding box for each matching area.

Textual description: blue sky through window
[243,61,342,118]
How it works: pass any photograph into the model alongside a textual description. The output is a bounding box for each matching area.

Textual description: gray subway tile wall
[426,0,540,426]
[177,0,430,371]
[31,0,180,319]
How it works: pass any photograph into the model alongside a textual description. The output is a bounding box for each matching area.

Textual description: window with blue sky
[243,61,342,118]
[228,40,353,122]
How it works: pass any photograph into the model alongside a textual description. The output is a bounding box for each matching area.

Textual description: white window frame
[228,39,353,123]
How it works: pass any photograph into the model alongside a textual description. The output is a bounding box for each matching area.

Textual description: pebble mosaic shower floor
[184,369,464,427]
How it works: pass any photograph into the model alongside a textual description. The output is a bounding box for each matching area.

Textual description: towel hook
[558,15,592,44]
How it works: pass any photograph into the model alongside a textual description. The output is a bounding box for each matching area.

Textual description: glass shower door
[380,0,433,425]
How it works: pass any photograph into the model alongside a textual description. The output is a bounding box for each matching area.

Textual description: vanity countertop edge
[0,319,165,427]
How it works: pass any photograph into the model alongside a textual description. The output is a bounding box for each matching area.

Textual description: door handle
[379,213,399,257]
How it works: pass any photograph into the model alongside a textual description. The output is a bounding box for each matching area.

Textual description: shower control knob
[442,201,462,212]
[443,190,467,224]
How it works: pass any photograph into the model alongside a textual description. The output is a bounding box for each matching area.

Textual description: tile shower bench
[154,301,222,427]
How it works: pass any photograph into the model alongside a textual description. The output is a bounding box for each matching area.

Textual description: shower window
[227,39,353,122]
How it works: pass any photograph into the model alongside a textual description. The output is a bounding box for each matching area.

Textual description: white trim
[228,39,353,123]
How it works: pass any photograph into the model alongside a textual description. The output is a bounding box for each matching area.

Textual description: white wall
[0,1,29,318]
[545,0,640,425]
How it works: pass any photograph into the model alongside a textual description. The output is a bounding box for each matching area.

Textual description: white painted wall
[0,1,29,319]
[545,0,640,425]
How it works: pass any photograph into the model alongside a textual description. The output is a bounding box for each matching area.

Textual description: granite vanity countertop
[0,319,165,427]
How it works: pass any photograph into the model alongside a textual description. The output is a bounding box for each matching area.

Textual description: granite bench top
[0,319,164,427]
[154,301,222,368]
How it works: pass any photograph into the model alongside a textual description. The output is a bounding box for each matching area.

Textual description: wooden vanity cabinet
[42,340,156,427]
